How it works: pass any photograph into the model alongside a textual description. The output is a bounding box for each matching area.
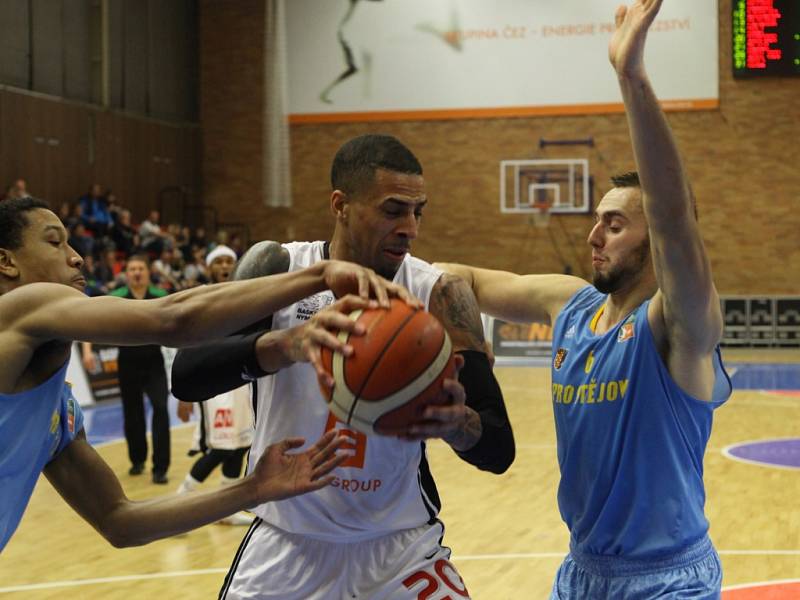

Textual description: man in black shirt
[109,255,172,482]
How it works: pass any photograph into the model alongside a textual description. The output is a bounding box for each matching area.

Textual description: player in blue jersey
[438,1,731,597]
[0,196,414,553]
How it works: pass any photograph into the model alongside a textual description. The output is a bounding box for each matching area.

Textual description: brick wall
[199,0,800,294]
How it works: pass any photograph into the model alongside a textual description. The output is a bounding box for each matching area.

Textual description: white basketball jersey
[202,385,254,450]
[248,241,443,541]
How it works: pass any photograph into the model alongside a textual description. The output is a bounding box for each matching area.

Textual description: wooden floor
[1,349,799,599]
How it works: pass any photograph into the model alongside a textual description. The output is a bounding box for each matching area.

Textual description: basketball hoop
[531,200,552,228]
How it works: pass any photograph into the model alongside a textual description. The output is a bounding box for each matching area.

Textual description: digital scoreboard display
[733,0,800,76]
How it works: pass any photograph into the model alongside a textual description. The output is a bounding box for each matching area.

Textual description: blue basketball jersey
[550,286,731,559]
[0,362,85,551]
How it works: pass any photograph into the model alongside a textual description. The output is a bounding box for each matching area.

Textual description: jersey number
[402,559,470,599]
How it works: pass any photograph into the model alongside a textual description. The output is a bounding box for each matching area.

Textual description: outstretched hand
[248,430,346,503]
[321,260,422,308]
[608,0,663,78]
[387,354,473,446]
[176,400,194,423]
[281,294,372,388]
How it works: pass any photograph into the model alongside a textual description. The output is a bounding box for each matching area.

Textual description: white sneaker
[176,474,201,495]
[218,512,254,526]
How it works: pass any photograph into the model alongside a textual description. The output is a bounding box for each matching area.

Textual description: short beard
[375,261,401,281]
[592,238,650,294]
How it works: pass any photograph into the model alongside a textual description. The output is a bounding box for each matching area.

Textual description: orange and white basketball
[320,298,456,436]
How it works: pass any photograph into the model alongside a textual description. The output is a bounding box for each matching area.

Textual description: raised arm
[44,429,345,547]
[610,0,722,352]
[434,262,586,326]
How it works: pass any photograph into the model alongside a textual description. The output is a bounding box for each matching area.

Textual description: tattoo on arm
[429,274,486,351]
[233,241,290,281]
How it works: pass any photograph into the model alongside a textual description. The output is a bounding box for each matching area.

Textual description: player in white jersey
[172,134,515,599]
[0,196,413,553]
[175,245,257,526]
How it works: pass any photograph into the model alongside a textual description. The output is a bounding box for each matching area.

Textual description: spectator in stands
[3,179,29,202]
[79,184,112,236]
[152,247,182,291]
[212,229,230,252]
[106,191,121,225]
[174,245,253,526]
[111,209,137,256]
[191,226,209,251]
[139,210,168,256]
[182,246,209,287]
[57,202,71,224]
[94,249,123,290]
[229,233,245,258]
[177,226,193,262]
[14,179,29,198]
[80,255,106,297]
[64,203,83,231]
[68,223,94,259]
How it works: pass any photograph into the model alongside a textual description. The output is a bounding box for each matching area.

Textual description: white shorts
[219,518,471,600]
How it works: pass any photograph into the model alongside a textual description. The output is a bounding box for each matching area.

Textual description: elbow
[102,525,155,548]
[457,426,516,474]
[486,436,516,474]
[170,352,190,399]
[93,499,152,548]
[170,351,208,402]
[105,532,134,548]
[99,521,143,549]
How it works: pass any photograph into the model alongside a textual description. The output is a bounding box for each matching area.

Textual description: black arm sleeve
[171,319,271,402]
[453,350,515,474]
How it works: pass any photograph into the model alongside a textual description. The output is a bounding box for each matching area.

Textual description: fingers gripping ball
[320,299,456,436]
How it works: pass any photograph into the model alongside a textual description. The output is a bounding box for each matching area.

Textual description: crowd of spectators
[2,179,246,296]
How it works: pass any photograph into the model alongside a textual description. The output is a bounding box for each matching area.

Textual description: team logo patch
[67,397,76,433]
[618,315,636,342]
[554,348,568,370]
[296,293,335,321]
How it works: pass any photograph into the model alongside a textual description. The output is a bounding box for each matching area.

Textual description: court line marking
[92,422,195,449]
[722,577,800,591]
[0,570,228,593]
[3,550,800,593]
[721,438,800,471]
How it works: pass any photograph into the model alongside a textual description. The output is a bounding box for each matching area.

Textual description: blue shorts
[549,536,721,600]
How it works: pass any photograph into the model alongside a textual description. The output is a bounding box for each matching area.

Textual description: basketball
[319,298,457,436]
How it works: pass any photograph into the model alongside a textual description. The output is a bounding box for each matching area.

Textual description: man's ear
[0,249,20,280]
[330,190,349,223]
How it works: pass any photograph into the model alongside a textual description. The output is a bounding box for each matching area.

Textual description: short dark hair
[330,134,422,195]
[610,171,640,188]
[126,254,151,268]
[0,197,51,250]
[610,170,698,219]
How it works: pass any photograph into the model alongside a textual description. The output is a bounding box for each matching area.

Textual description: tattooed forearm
[430,274,486,351]
[233,241,290,281]
[442,408,483,452]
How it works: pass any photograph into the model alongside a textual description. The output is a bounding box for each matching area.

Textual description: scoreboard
[733,0,800,76]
